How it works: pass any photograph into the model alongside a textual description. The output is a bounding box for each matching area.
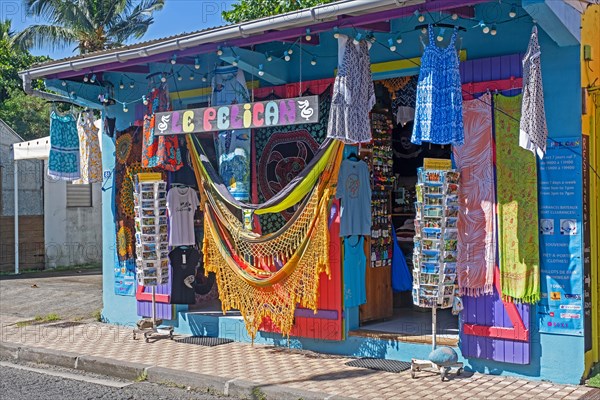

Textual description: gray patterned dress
[327,36,375,144]
[519,25,548,159]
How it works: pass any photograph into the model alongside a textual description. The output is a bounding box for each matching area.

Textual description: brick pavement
[0,315,597,400]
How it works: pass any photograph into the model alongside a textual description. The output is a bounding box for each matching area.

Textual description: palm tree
[13,0,164,54]
[0,19,15,43]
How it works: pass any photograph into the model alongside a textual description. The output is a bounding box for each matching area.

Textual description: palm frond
[13,24,77,51]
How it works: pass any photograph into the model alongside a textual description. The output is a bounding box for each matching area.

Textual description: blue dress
[48,111,80,180]
[412,26,464,146]
[344,235,367,307]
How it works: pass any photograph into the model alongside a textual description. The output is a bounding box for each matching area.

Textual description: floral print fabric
[412,26,464,146]
[74,110,102,184]
[48,111,80,180]
[494,93,540,304]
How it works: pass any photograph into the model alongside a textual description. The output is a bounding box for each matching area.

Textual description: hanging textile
[390,75,418,126]
[48,110,80,180]
[495,93,540,303]
[519,25,548,159]
[188,134,339,215]
[142,82,183,172]
[391,227,412,292]
[336,158,372,237]
[254,89,332,232]
[212,66,252,201]
[192,133,343,339]
[453,93,496,296]
[343,236,367,307]
[73,110,102,184]
[327,35,375,144]
[412,26,464,146]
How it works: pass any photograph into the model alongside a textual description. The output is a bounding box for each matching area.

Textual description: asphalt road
[0,361,232,400]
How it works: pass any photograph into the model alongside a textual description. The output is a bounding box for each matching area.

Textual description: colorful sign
[154,96,319,135]
[423,158,452,170]
[537,137,584,336]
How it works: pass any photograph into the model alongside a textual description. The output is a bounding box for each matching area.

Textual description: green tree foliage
[13,0,165,53]
[0,20,50,140]
[222,0,337,23]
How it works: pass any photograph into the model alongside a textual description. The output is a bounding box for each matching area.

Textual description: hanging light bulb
[202,74,207,82]
[333,26,340,39]
[395,34,403,44]
[491,24,497,36]
[129,81,135,89]
[194,57,200,69]
[216,46,223,56]
[305,28,312,41]
[421,26,428,34]
[160,73,167,83]
[287,48,293,55]
[509,5,517,18]
[142,95,148,106]
[353,32,363,44]
[482,24,490,34]
[232,56,240,66]
[258,64,265,76]
[189,73,195,81]
[284,51,290,62]
[90,74,96,83]
[265,51,272,62]
[414,10,425,23]
[83,74,89,83]
[310,56,317,66]
[123,103,128,113]
[387,38,397,52]
[170,54,177,65]
[177,72,182,81]
[61,81,67,87]
[451,13,458,20]
[437,27,446,42]
[119,80,124,89]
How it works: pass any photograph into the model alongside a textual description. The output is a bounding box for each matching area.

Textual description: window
[66,182,92,207]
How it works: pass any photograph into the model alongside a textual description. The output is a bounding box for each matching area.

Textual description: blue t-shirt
[335,159,371,237]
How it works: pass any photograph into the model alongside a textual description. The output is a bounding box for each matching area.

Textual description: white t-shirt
[166,187,199,246]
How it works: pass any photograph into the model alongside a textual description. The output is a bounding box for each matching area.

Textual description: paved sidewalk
[0,315,598,400]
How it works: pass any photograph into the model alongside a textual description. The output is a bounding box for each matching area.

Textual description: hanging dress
[48,110,80,180]
[343,235,367,307]
[142,82,183,171]
[73,110,102,184]
[327,35,375,144]
[412,26,464,146]
[519,25,548,159]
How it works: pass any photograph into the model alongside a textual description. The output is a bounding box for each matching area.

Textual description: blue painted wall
[42,0,586,384]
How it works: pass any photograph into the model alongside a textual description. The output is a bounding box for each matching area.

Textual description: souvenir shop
[21,0,599,385]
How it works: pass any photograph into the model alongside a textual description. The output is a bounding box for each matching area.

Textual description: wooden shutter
[459,54,531,364]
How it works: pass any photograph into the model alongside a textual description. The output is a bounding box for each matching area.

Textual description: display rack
[410,167,463,380]
[132,176,174,342]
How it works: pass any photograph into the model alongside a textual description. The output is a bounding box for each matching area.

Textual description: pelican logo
[157,114,171,134]
[298,99,314,120]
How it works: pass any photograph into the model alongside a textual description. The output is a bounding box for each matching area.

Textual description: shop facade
[20,0,599,385]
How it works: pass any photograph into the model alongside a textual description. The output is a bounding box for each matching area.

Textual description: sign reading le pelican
[154,95,319,135]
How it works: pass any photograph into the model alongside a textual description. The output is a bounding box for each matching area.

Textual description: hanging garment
[142,82,183,172]
[495,94,540,304]
[520,26,548,159]
[412,26,464,146]
[327,35,375,144]
[212,65,252,201]
[48,111,80,180]
[335,159,372,237]
[453,93,495,296]
[344,235,367,307]
[169,246,200,304]
[391,227,412,292]
[73,110,102,184]
[166,186,199,247]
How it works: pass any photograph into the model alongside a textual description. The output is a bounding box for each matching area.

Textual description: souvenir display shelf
[132,175,174,342]
[359,112,393,323]
[409,167,462,380]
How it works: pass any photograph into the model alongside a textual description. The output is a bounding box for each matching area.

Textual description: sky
[3,0,236,60]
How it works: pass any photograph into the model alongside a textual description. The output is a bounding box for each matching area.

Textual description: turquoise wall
[43,0,586,384]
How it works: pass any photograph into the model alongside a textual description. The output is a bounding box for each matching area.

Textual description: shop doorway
[353,77,459,345]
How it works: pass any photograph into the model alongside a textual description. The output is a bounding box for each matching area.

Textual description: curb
[0,342,349,399]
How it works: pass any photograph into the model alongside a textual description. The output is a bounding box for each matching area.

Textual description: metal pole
[13,160,19,275]
[151,286,156,328]
[432,306,437,350]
